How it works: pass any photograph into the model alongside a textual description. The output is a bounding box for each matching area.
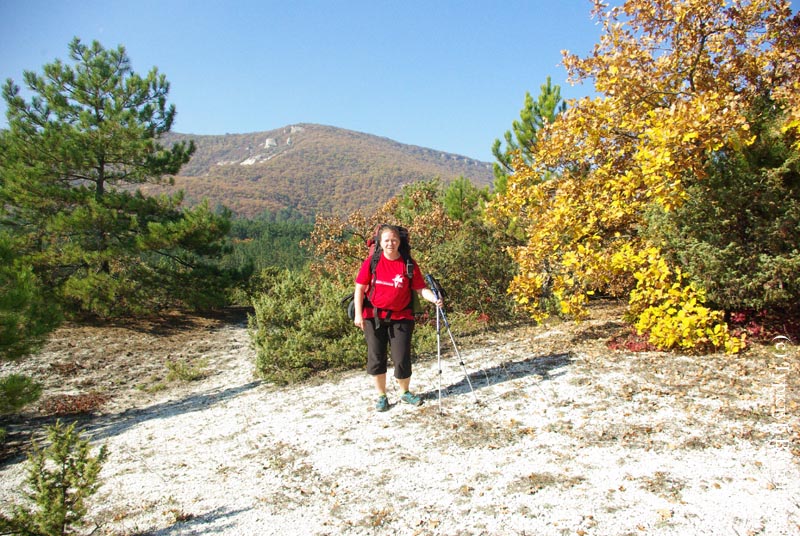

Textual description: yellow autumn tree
[488,0,800,353]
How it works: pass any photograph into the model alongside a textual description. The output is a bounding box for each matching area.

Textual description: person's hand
[427,293,443,308]
[422,288,442,308]
[354,314,364,330]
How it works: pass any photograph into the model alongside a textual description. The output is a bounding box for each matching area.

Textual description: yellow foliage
[614,245,746,353]
[778,80,800,150]
[487,0,798,352]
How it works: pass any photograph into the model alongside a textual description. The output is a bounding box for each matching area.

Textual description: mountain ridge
[147,123,495,219]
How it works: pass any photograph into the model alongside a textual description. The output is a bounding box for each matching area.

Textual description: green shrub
[0,374,43,447]
[422,223,517,321]
[644,97,800,314]
[248,268,472,384]
[165,358,209,382]
[411,320,437,358]
[0,420,107,536]
[0,231,62,360]
[250,269,364,384]
[0,374,42,415]
[411,310,485,359]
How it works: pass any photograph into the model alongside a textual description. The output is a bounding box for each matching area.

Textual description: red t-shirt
[355,254,425,321]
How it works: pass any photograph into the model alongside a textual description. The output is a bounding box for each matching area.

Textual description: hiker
[353,224,442,411]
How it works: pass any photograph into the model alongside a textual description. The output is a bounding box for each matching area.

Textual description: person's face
[380,230,400,255]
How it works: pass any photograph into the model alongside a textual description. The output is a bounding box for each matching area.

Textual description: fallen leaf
[657,509,673,520]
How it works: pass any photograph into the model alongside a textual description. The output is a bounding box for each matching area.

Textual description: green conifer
[1,38,231,317]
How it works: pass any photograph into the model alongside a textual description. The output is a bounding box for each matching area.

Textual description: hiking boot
[375,394,390,412]
[400,391,423,406]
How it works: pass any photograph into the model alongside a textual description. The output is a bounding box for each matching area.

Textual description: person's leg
[364,321,390,410]
[397,376,411,392]
[365,321,389,378]
[374,373,389,411]
[388,321,414,379]
[373,373,387,395]
[389,321,421,405]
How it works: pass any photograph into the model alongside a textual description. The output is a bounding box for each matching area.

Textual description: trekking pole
[425,275,478,409]
[434,286,443,414]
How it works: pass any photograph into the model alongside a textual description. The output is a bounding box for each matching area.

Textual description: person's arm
[411,261,442,307]
[354,282,368,329]
[417,287,443,308]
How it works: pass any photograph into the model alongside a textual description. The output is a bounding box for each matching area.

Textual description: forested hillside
[146,124,494,218]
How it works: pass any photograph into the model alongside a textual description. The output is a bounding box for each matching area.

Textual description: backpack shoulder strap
[399,252,415,311]
[403,254,414,283]
[370,246,381,275]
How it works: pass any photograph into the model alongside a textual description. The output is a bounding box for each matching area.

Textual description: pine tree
[0,38,231,317]
[442,176,489,221]
[0,230,61,360]
[491,76,567,194]
[0,420,108,536]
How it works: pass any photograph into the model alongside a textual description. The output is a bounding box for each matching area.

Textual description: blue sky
[2,1,607,161]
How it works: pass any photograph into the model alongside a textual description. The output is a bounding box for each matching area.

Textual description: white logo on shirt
[375,275,406,288]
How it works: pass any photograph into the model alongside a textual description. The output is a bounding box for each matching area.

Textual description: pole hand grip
[425,274,443,301]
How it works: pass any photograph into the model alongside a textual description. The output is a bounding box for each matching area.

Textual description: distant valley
[144,124,495,219]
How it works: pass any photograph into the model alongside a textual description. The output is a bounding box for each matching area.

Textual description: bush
[644,98,800,314]
[612,244,746,354]
[250,269,365,384]
[248,268,459,384]
[421,222,517,321]
[0,374,42,415]
[306,181,519,324]
[0,374,42,446]
[0,420,107,536]
[0,231,62,360]
[165,358,209,382]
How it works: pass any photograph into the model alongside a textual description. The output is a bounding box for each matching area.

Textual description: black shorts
[363,319,415,379]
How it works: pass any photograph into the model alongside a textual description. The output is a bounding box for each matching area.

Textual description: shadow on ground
[421,351,573,401]
[144,506,252,535]
[1,381,262,466]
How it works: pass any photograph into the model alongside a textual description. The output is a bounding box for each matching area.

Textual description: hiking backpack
[342,224,422,321]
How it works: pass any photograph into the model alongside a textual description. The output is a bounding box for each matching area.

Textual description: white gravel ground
[1,309,798,535]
